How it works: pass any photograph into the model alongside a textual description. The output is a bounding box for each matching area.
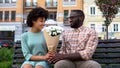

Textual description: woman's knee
[35,65,44,68]
[22,64,33,68]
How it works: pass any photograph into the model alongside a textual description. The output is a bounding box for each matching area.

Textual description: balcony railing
[25,2,37,8]
[46,2,57,8]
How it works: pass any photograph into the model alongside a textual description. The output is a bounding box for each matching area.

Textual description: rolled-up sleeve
[21,34,32,61]
[59,32,67,54]
[79,30,98,60]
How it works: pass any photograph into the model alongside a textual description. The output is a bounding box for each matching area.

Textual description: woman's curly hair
[27,7,49,27]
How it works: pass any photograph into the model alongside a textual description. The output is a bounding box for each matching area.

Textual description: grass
[0,47,14,68]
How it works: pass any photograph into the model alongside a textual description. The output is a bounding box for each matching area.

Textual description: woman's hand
[44,52,55,60]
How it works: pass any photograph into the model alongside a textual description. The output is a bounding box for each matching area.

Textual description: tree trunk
[106,25,109,40]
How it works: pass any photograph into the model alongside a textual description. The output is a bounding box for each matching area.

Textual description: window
[113,24,118,32]
[64,10,69,19]
[5,11,9,21]
[0,0,3,3]
[26,0,31,7]
[53,0,57,7]
[102,24,106,32]
[71,0,75,1]
[0,11,3,21]
[48,12,56,20]
[118,8,120,15]
[5,0,9,3]
[91,24,95,30]
[11,0,16,3]
[33,0,37,6]
[63,0,76,6]
[11,11,16,21]
[64,0,68,2]
[64,10,69,25]
[90,7,96,15]
[46,0,51,7]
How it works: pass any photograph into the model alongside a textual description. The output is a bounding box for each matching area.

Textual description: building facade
[2,0,119,41]
[23,0,58,31]
[84,0,120,39]
[23,0,84,27]
[0,0,23,42]
[57,0,84,26]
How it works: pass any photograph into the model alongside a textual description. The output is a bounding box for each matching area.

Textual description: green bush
[0,47,14,68]
[0,47,14,62]
[0,61,12,68]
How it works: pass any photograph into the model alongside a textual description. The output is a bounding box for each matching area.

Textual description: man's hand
[48,53,84,63]
[48,53,64,64]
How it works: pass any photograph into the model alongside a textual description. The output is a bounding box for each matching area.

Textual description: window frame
[63,0,77,6]
[4,11,9,21]
[11,0,16,3]
[89,6,96,15]
[0,11,3,21]
[90,24,95,30]
[102,24,106,32]
[26,0,31,7]
[113,24,119,32]
[5,0,9,3]
[32,0,37,6]
[0,0,3,3]
[11,11,16,21]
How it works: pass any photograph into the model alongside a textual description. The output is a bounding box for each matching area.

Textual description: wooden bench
[12,40,120,68]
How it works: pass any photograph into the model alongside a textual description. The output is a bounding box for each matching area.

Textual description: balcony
[25,2,37,8]
[46,2,57,8]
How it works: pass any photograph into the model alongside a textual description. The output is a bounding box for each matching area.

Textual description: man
[48,10,101,68]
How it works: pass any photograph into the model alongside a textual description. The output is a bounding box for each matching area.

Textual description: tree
[95,0,120,39]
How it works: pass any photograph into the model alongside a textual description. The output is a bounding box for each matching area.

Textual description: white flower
[52,32,57,36]
[44,26,64,36]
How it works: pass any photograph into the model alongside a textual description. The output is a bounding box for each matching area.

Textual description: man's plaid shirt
[59,26,98,60]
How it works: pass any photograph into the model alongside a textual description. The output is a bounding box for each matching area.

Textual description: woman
[21,7,53,68]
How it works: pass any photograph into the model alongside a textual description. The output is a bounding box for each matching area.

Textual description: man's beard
[70,18,83,28]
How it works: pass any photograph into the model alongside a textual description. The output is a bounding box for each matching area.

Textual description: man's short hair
[71,10,85,21]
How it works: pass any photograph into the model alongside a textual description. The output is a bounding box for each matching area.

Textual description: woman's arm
[30,53,52,61]
[21,34,52,61]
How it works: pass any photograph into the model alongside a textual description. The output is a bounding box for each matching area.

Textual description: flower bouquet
[43,26,64,52]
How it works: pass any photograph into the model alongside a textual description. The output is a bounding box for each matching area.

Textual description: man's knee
[54,60,75,68]
[86,60,101,68]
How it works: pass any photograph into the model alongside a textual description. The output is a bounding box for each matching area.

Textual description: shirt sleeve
[59,32,67,54]
[21,34,33,61]
[79,30,98,60]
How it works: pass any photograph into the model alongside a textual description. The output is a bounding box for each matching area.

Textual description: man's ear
[79,16,83,22]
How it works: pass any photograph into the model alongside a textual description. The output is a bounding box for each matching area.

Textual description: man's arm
[48,30,98,63]
[79,30,98,60]
[60,30,98,60]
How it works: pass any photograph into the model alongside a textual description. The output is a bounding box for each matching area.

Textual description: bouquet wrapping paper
[43,30,60,52]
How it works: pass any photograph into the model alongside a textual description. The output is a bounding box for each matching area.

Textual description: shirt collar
[72,26,84,32]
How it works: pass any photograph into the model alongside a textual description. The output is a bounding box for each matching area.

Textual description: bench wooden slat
[13,59,24,64]
[102,65,120,68]
[97,44,120,48]
[94,59,120,64]
[95,49,120,53]
[93,53,120,58]
[14,49,22,54]
[14,54,24,58]
[12,65,21,68]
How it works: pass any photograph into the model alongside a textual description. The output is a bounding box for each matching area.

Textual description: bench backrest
[12,40,120,68]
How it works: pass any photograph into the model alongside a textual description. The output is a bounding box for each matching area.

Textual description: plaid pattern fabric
[59,26,98,60]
